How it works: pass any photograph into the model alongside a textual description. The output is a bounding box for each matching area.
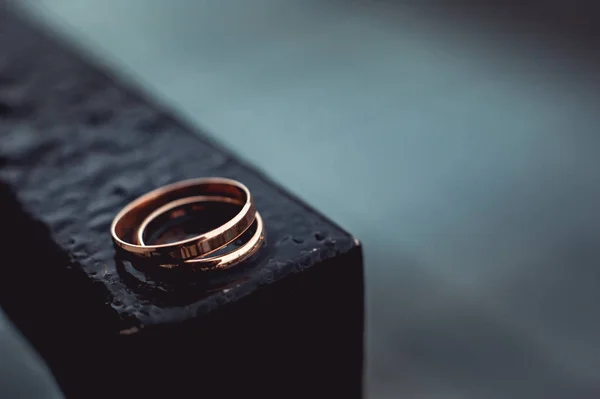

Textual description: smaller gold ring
[136,195,265,271]
[136,195,244,246]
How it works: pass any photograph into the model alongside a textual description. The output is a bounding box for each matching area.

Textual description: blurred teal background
[3,1,600,398]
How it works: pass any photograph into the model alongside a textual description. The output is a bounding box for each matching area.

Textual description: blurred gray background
[3,1,600,398]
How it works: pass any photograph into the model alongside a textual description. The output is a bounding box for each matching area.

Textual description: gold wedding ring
[110,178,265,271]
[138,196,265,271]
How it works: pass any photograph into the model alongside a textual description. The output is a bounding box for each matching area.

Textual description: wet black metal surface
[0,7,363,399]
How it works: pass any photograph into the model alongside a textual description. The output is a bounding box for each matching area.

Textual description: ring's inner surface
[144,201,243,246]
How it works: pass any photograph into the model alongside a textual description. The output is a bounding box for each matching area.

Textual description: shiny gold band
[136,195,265,271]
[111,178,256,261]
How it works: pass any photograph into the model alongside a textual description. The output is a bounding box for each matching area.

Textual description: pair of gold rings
[110,178,265,271]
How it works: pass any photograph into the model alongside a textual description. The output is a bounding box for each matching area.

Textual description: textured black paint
[0,7,363,399]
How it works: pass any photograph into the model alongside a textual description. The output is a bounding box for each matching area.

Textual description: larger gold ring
[111,178,256,261]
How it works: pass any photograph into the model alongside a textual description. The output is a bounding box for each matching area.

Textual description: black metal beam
[0,7,364,399]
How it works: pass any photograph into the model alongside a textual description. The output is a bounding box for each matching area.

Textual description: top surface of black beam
[0,7,359,331]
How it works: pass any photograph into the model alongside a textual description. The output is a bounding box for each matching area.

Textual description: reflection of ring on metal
[137,195,265,271]
[110,178,256,261]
